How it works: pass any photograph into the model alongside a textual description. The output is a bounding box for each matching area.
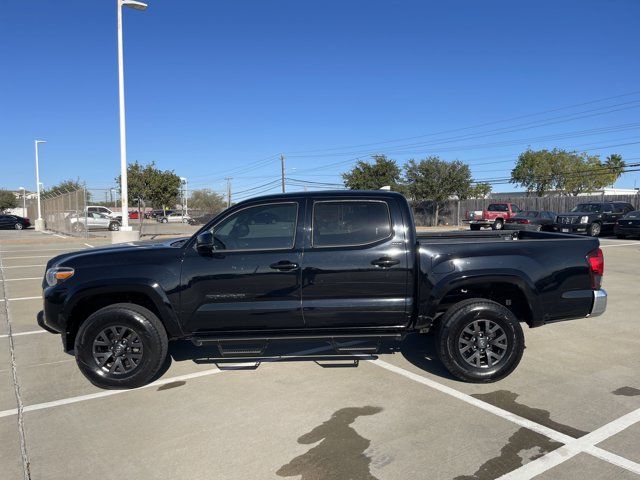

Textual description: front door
[180,200,305,333]
[301,197,411,329]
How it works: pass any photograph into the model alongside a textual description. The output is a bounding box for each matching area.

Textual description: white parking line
[0,265,46,269]
[0,277,43,282]
[1,255,55,260]
[0,330,47,339]
[84,243,94,248]
[0,248,84,253]
[600,242,639,248]
[0,343,336,419]
[499,407,640,479]
[369,359,640,477]
[0,296,41,302]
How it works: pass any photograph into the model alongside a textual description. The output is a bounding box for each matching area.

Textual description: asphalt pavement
[0,228,638,480]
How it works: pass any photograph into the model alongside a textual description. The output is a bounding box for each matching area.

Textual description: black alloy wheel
[75,303,168,389]
[437,298,524,383]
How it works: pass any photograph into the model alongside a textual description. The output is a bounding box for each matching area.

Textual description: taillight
[518,219,530,224]
[587,248,604,289]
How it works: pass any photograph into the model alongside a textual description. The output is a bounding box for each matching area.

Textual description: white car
[69,212,121,231]
[158,212,192,224]
[86,206,119,219]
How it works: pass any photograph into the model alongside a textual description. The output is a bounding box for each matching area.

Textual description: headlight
[580,216,589,224]
[45,267,74,287]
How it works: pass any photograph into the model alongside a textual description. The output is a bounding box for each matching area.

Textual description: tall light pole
[115,0,147,241]
[180,177,188,217]
[34,140,46,231]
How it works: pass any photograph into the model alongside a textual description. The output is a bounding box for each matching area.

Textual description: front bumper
[614,225,640,236]
[588,289,607,317]
[553,224,589,234]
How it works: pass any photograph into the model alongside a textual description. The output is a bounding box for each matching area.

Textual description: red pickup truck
[466,203,522,230]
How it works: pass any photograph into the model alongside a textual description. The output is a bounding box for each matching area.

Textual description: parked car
[86,206,118,219]
[68,212,121,232]
[157,212,193,224]
[466,203,521,230]
[614,210,640,239]
[40,191,607,389]
[555,201,634,237]
[149,209,173,219]
[0,214,31,230]
[191,213,216,225]
[504,211,557,231]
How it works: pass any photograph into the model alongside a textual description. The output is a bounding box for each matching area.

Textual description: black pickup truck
[39,191,607,389]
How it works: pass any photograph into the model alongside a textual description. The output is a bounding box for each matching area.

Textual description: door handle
[270,261,299,271]
[371,257,400,268]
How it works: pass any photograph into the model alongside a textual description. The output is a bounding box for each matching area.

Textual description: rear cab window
[312,200,392,247]
[487,204,508,212]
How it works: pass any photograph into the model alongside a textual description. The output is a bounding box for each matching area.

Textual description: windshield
[571,204,601,213]
[624,211,640,219]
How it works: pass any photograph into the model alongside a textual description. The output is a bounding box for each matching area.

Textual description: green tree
[511,149,627,196]
[115,161,181,210]
[189,189,226,214]
[0,190,18,212]
[342,155,402,190]
[43,178,84,196]
[470,182,492,198]
[403,157,473,226]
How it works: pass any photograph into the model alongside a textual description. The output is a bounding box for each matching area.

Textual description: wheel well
[437,282,533,326]
[66,292,162,350]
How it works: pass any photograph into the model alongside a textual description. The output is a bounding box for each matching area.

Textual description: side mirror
[196,231,214,253]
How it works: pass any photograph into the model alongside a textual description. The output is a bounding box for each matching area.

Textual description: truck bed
[416,229,593,243]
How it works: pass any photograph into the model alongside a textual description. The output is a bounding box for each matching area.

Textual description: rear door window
[312,200,392,247]
[487,204,508,212]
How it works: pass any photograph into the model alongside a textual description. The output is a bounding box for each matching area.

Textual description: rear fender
[418,270,543,327]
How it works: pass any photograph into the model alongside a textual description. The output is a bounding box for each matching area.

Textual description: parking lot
[1,229,639,480]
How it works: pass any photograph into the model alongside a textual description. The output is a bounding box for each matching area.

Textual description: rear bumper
[588,289,607,317]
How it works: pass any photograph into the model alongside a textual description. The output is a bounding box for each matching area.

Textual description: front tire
[616,234,626,239]
[161,218,168,223]
[436,298,524,383]
[588,222,601,237]
[74,304,168,389]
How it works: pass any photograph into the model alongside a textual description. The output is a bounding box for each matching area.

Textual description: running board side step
[190,332,405,356]
[191,332,405,346]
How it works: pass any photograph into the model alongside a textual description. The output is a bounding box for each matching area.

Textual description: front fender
[62,280,183,338]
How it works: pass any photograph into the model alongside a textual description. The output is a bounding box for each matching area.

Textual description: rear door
[300,196,411,328]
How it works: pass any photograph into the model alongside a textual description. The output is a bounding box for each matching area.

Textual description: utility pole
[280,153,286,193]
[226,177,232,208]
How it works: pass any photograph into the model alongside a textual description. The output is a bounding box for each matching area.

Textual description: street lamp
[115,0,148,241]
[180,177,188,217]
[18,187,26,217]
[34,140,46,231]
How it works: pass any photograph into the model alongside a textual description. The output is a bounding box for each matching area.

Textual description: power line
[285,90,640,155]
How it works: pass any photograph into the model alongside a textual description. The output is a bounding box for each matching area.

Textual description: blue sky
[2,0,640,199]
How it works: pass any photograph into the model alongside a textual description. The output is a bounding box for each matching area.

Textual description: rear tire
[492,219,504,230]
[616,234,626,239]
[470,224,481,231]
[74,303,168,389]
[14,223,23,230]
[436,298,524,383]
